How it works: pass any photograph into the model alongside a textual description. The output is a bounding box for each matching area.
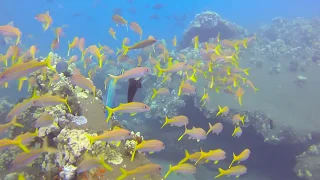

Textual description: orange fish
[67,55,78,65]
[109,28,116,40]
[172,35,177,46]
[29,45,37,59]
[122,37,130,45]
[235,87,245,106]
[85,45,103,68]
[108,67,150,85]
[131,139,165,161]
[78,37,85,59]
[117,164,162,180]
[122,36,157,55]
[70,70,96,97]
[151,88,170,100]
[130,22,143,40]
[112,15,128,31]
[0,22,21,45]
[51,38,59,51]
[34,11,53,31]
[178,126,206,142]
[105,102,150,122]
[178,80,196,96]
[206,122,223,135]
[54,27,64,43]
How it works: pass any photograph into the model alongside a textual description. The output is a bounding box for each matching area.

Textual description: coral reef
[180,11,248,49]
[294,143,320,180]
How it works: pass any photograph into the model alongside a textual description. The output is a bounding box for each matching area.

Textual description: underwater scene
[0,0,320,179]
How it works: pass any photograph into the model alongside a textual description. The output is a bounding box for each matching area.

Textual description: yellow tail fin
[160,116,169,129]
[116,168,128,180]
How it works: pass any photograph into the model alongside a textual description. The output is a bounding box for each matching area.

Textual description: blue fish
[105,69,124,126]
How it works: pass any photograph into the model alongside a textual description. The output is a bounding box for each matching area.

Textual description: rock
[180,11,248,49]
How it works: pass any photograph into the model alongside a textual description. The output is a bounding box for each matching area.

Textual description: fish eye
[144,105,148,109]
[158,167,162,170]
[145,68,149,72]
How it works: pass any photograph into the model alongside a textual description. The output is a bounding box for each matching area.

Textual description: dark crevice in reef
[179,97,307,180]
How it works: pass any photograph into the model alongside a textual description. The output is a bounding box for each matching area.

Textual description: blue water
[0,0,319,56]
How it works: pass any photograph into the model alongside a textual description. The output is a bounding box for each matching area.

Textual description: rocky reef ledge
[180,11,248,49]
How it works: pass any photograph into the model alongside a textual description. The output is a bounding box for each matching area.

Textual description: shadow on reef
[145,97,318,180]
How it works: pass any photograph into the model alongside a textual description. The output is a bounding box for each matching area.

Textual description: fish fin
[130,143,137,162]
[15,137,30,153]
[229,152,236,168]
[99,156,113,171]
[195,148,205,165]
[108,74,119,85]
[11,116,24,128]
[64,95,72,113]
[178,125,187,141]
[44,54,57,73]
[84,133,95,146]
[130,113,137,116]
[18,77,27,91]
[105,106,114,123]
[151,88,157,100]
[117,168,128,180]
[214,160,219,164]
[160,116,169,129]
[164,164,173,179]
[155,64,163,77]
[214,168,226,179]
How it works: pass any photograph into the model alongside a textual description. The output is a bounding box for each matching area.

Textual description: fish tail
[214,168,226,179]
[11,116,24,128]
[117,168,129,180]
[232,126,237,137]
[243,39,248,48]
[99,156,113,171]
[164,164,173,179]
[155,64,163,77]
[32,128,39,136]
[178,80,184,97]
[108,74,119,86]
[214,44,222,56]
[64,95,72,113]
[122,45,129,55]
[16,34,21,45]
[178,125,187,141]
[15,137,30,153]
[84,133,95,146]
[178,150,189,164]
[216,105,222,116]
[44,54,57,73]
[98,56,103,68]
[161,116,169,129]
[130,147,137,162]
[240,115,246,126]
[229,153,236,168]
[243,68,250,75]
[238,96,242,106]
[105,106,114,123]
[206,123,212,135]
[18,77,27,92]
[67,43,71,56]
[195,148,204,165]
[151,88,157,100]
